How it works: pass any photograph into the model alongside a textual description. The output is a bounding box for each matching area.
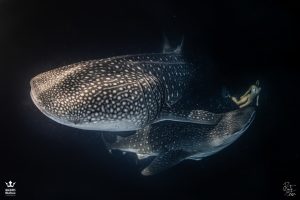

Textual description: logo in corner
[5,181,16,188]
[283,181,296,197]
[4,181,16,197]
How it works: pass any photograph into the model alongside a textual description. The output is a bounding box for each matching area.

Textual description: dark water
[1,0,298,199]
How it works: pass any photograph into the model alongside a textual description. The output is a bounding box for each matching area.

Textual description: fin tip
[162,35,184,54]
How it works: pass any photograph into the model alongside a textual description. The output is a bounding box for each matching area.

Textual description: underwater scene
[1,0,298,199]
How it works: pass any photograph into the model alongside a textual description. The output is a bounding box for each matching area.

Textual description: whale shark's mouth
[30,88,70,126]
[30,89,42,111]
[30,89,55,119]
[30,78,45,113]
[30,94,78,129]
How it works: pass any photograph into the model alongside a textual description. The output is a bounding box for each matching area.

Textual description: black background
[0,0,298,199]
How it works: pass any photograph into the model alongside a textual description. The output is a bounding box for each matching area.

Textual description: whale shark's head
[30,62,149,131]
[209,106,256,148]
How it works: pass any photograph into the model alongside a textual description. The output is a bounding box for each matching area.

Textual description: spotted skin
[107,106,256,175]
[30,52,220,132]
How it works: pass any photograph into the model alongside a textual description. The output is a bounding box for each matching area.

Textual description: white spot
[211,137,224,146]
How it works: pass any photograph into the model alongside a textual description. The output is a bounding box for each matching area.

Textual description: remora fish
[30,40,221,132]
[105,106,256,175]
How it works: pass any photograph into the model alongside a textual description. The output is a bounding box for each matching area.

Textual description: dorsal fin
[163,34,172,53]
[174,36,184,54]
[162,35,184,54]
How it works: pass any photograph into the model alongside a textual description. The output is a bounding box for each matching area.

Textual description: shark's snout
[30,76,43,109]
[30,75,56,120]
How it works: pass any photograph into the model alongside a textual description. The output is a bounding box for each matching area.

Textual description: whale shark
[30,41,222,132]
[104,106,256,175]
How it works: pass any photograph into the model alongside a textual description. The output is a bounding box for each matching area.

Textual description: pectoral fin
[141,150,190,176]
[159,109,223,125]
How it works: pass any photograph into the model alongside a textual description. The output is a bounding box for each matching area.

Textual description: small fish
[104,106,256,175]
[30,40,222,132]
